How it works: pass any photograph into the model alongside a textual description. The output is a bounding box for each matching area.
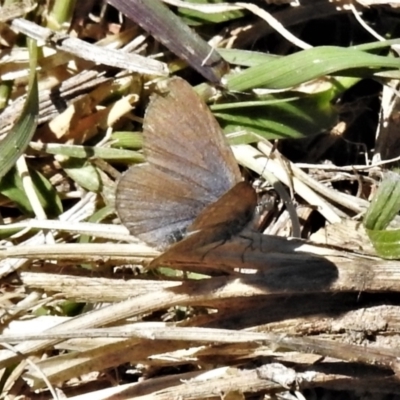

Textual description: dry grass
[1,1,400,399]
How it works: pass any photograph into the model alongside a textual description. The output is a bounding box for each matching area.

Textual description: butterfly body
[116,77,257,264]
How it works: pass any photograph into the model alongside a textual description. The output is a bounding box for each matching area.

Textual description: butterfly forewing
[143,78,241,199]
[149,182,258,266]
[189,181,257,233]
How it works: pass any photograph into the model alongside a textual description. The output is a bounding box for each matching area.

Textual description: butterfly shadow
[149,231,338,294]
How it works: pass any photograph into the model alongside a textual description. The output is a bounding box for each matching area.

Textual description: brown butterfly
[116,77,257,266]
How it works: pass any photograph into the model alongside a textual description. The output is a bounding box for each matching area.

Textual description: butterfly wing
[149,181,258,266]
[116,164,210,249]
[143,77,241,202]
[189,181,257,233]
[116,77,242,250]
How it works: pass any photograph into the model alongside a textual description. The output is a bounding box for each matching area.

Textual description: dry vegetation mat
[1,0,400,399]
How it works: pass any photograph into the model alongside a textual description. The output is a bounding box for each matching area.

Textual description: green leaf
[30,142,144,162]
[210,97,299,111]
[110,132,144,150]
[30,168,63,217]
[79,205,114,244]
[0,168,33,215]
[61,159,102,192]
[226,131,258,146]
[177,0,245,25]
[226,46,400,92]
[364,172,400,259]
[0,166,63,217]
[215,90,338,139]
[364,172,400,231]
[58,300,85,317]
[0,81,13,110]
[354,38,400,51]
[0,39,38,180]
[218,48,278,67]
[365,229,400,260]
[47,0,77,29]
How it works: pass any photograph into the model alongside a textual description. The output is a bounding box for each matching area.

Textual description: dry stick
[1,325,400,374]
[2,257,400,372]
[0,1,36,22]
[63,369,284,400]
[0,192,98,278]
[0,243,156,264]
[233,145,342,223]
[62,366,400,400]
[0,342,59,400]
[162,0,312,49]
[16,156,55,246]
[0,220,138,243]
[11,18,168,76]
[19,270,181,302]
[257,142,369,213]
[253,141,301,237]
[10,312,400,393]
[0,230,389,276]
[0,71,110,136]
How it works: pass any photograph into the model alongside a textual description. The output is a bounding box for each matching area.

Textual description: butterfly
[116,77,257,265]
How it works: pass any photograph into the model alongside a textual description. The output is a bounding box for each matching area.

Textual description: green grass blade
[364,173,400,259]
[61,159,101,192]
[364,173,400,231]
[215,89,338,139]
[0,168,33,215]
[0,39,38,180]
[218,48,278,67]
[177,0,244,25]
[226,46,400,92]
[30,168,63,216]
[29,142,144,163]
[366,229,400,260]
[0,166,62,217]
[111,132,143,150]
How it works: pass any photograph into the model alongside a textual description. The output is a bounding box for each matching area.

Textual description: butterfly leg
[237,232,261,263]
[199,239,228,262]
